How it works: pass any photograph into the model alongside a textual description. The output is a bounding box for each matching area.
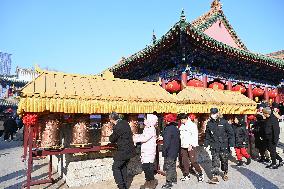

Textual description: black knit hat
[178,113,188,120]
[272,102,279,109]
[210,108,218,114]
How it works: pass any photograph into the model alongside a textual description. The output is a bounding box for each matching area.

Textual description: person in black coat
[161,113,180,189]
[4,116,17,141]
[252,113,270,162]
[262,107,283,169]
[109,112,135,189]
[204,108,235,184]
[233,116,251,166]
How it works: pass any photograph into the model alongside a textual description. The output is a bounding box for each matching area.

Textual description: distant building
[16,67,39,82]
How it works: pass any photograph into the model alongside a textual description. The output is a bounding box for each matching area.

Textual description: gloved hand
[204,146,210,151]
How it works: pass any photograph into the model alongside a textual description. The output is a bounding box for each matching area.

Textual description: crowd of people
[107,101,283,189]
[0,114,23,141]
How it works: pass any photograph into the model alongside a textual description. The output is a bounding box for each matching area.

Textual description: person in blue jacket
[161,113,180,189]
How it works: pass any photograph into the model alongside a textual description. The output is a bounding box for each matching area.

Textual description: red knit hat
[164,113,177,123]
[188,113,196,121]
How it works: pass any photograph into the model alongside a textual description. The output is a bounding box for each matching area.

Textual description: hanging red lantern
[187,79,203,87]
[268,89,278,98]
[209,82,224,90]
[232,84,246,94]
[252,87,264,97]
[166,80,181,93]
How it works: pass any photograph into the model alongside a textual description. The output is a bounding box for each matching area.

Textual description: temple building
[0,66,39,111]
[108,0,284,103]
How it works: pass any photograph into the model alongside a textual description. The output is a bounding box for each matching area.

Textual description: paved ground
[1,130,284,189]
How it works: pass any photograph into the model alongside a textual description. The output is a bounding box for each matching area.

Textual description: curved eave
[110,21,284,73]
[186,24,284,69]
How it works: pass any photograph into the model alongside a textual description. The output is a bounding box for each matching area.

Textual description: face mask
[211,114,218,120]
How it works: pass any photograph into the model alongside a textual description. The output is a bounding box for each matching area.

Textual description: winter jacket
[0,121,4,131]
[233,123,249,148]
[162,123,180,160]
[109,120,136,160]
[179,120,199,148]
[204,118,235,152]
[264,114,280,145]
[252,115,266,148]
[4,118,17,133]
[133,115,157,164]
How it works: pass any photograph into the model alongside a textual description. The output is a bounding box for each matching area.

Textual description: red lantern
[23,113,38,127]
[209,82,224,90]
[166,80,181,93]
[232,85,246,94]
[252,87,264,97]
[268,89,278,98]
[187,79,203,87]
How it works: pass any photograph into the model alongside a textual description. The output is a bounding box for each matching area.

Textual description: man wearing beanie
[204,108,235,184]
[161,114,180,189]
[263,107,283,169]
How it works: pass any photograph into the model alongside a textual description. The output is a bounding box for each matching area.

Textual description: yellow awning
[18,71,177,114]
[18,71,257,115]
[176,87,257,114]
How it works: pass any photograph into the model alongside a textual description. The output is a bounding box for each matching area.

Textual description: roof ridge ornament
[211,0,222,11]
[152,30,157,44]
[180,8,186,22]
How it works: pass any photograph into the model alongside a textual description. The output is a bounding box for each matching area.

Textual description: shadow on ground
[232,165,279,189]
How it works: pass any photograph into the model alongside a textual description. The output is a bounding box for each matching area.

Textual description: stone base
[65,158,114,187]
[51,147,143,187]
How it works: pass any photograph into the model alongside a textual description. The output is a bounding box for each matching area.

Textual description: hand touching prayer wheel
[40,117,61,149]
[71,117,90,146]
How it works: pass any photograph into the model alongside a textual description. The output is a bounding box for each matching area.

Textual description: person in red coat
[232,115,251,166]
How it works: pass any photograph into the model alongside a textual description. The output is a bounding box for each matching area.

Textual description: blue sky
[0,0,283,75]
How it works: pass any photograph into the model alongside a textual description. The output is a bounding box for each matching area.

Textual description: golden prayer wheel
[40,117,61,149]
[100,116,113,145]
[128,114,139,134]
[71,116,90,146]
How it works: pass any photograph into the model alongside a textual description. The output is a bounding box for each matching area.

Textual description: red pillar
[202,75,208,88]
[181,72,187,90]
[275,88,280,103]
[264,87,269,102]
[248,84,253,100]
[162,79,166,89]
[227,81,232,90]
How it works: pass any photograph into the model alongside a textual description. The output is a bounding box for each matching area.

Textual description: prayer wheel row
[35,114,140,149]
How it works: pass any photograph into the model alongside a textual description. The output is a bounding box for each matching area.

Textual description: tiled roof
[18,71,177,114]
[191,0,247,50]
[177,87,256,114]
[0,98,19,107]
[109,1,284,73]
[18,70,257,115]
